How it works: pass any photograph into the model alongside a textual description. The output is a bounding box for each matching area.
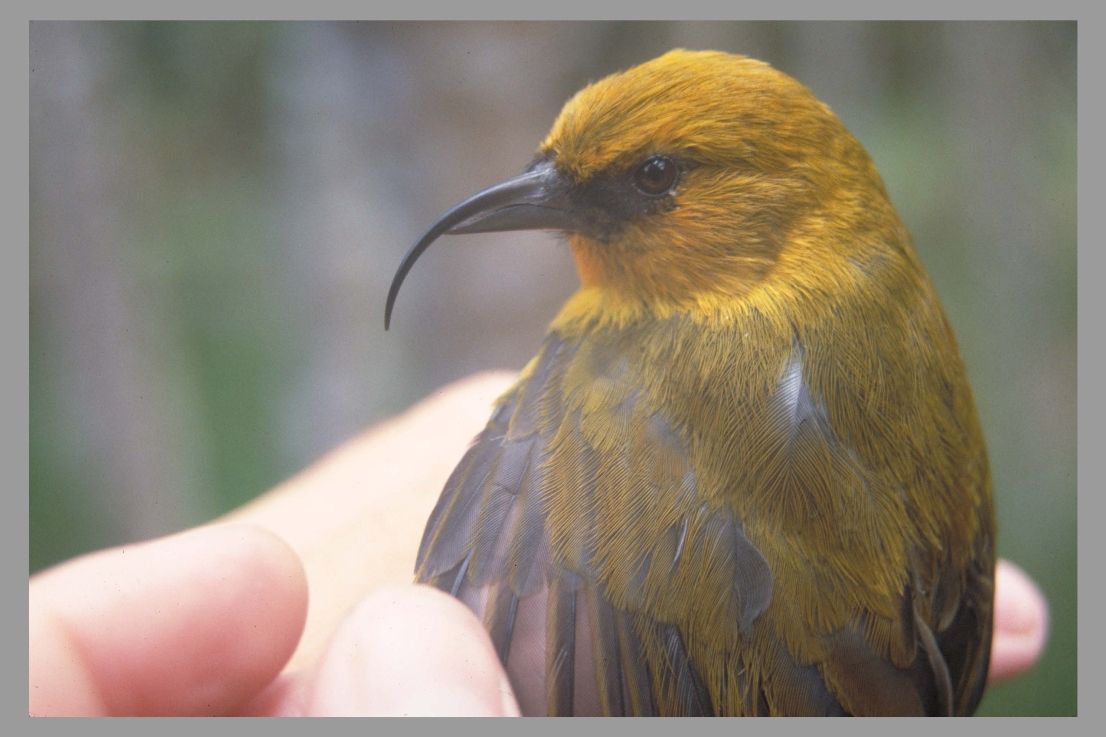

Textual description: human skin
[28,372,1047,716]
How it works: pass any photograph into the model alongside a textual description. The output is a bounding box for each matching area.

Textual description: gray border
[1075,5,1096,725]
[8,5,29,732]
[12,2,1097,733]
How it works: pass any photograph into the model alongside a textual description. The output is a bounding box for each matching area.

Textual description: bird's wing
[416,329,768,715]
[415,325,990,716]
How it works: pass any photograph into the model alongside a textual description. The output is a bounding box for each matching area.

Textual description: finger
[29,524,308,716]
[273,585,520,716]
[222,370,517,671]
[989,558,1049,683]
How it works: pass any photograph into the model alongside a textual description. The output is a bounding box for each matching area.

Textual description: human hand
[30,372,522,716]
[28,371,1047,715]
[988,559,1049,683]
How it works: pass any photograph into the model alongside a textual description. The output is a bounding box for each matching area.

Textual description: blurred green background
[29,21,1075,715]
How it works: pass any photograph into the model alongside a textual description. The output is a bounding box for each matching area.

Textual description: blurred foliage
[29,21,1075,715]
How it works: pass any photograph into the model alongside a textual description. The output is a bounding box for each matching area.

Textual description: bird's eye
[632,155,678,196]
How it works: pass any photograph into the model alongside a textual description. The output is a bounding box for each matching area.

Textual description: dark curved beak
[385,160,576,329]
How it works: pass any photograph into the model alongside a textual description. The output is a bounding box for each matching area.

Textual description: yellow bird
[386,49,994,716]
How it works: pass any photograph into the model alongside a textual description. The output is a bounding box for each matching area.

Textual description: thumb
[301,585,520,716]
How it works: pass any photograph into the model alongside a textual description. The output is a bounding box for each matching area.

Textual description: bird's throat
[564,234,776,331]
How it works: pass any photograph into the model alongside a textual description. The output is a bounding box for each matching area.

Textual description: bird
[385,49,994,716]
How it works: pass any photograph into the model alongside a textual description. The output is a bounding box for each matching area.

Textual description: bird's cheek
[567,235,609,288]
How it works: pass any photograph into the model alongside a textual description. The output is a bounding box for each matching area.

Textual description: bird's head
[386,49,904,329]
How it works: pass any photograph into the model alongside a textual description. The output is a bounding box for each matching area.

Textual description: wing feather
[414,319,989,715]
